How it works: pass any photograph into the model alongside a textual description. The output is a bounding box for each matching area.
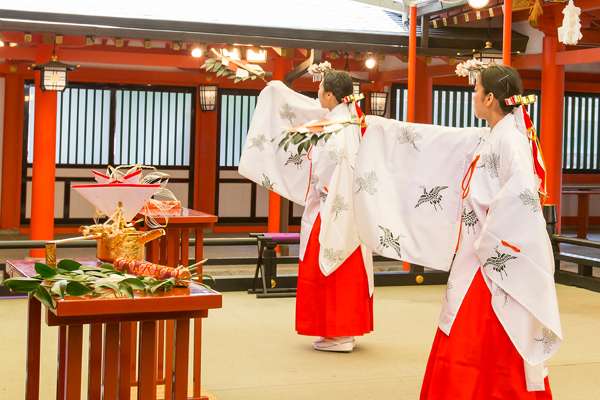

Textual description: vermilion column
[407,5,418,122]
[0,73,25,229]
[503,0,513,66]
[414,57,432,123]
[540,29,565,231]
[30,45,58,257]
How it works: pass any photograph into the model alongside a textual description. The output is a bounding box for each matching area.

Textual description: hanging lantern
[353,81,361,97]
[31,56,77,92]
[473,41,503,65]
[199,85,218,111]
[369,91,388,117]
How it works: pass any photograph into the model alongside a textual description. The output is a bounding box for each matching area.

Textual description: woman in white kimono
[239,70,374,352]
[354,65,561,398]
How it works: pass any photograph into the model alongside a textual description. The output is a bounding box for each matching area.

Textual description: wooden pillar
[503,0,513,66]
[0,72,25,229]
[30,45,58,257]
[414,57,433,124]
[407,5,418,123]
[540,25,565,232]
[195,89,218,214]
[267,55,292,233]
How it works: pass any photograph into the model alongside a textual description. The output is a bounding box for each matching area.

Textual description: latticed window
[25,84,194,167]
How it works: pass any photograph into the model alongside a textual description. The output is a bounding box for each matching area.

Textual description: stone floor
[0,283,599,399]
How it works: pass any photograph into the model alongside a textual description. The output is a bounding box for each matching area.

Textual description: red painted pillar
[0,72,25,229]
[503,0,513,66]
[30,45,58,257]
[267,55,291,233]
[540,29,565,231]
[195,90,218,214]
[414,57,433,123]
[407,5,418,123]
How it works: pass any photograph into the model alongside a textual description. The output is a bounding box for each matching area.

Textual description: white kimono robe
[354,111,562,391]
[239,81,374,295]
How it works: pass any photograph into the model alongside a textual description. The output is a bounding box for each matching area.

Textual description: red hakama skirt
[295,214,373,337]
[420,269,552,399]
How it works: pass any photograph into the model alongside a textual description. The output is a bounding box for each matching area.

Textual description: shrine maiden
[239,70,373,352]
[354,64,561,398]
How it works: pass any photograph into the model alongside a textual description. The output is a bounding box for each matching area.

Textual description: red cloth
[420,269,553,399]
[295,214,373,337]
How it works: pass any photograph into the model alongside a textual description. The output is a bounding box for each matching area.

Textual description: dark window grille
[563,93,600,172]
[218,90,259,168]
[25,83,194,167]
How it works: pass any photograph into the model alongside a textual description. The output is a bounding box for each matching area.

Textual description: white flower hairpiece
[455,59,489,85]
[308,61,332,82]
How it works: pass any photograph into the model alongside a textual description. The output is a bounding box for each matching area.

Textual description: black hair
[322,70,354,103]
[480,64,523,114]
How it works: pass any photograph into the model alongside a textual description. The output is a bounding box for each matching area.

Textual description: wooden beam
[556,47,600,65]
[577,0,600,12]
[512,54,543,69]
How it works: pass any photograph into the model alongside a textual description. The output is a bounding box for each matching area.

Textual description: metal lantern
[473,41,503,65]
[199,85,218,111]
[369,91,388,117]
[32,57,77,92]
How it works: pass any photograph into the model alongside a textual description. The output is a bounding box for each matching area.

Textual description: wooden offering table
[5,260,222,400]
[140,208,218,399]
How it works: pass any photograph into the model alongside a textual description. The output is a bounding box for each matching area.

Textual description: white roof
[0,0,406,35]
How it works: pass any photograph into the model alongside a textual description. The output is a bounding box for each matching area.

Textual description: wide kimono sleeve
[354,116,487,271]
[238,81,327,206]
[474,127,562,384]
[316,122,363,276]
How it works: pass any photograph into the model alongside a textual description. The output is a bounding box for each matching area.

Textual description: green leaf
[310,135,319,145]
[120,277,145,290]
[99,263,115,271]
[34,286,55,309]
[3,277,41,293]
[50,280,68,298]
[118,282,134,298]
[150,278,174,293]
[57,259,82,271]
[34,262,57,278]
[80,265,102,272]
[66,281,92,296]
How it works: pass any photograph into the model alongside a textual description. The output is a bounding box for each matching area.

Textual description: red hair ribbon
[505,94,547,200]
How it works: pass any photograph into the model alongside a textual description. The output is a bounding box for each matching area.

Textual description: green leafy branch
[201,57,264,84]
[2,260,212,309]
[278,130,336,155]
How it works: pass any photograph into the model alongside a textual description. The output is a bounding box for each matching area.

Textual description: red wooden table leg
[173,318,190,400]
[157,320,165,383]
[56,325,67,400]
[87,324,102,400]
[65,325,83,400]
[167,227,181,268]
[103,323,120,399]
[193,227,205,399]
[181,229,189,267]
[164,320,175,400]
[138,320,158,400]
[160,236,168,266]
[193,318,203,399]
[25,296,41,400]
[130,323,138,386]
[119,322,133,400]
[164,228,180,400]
